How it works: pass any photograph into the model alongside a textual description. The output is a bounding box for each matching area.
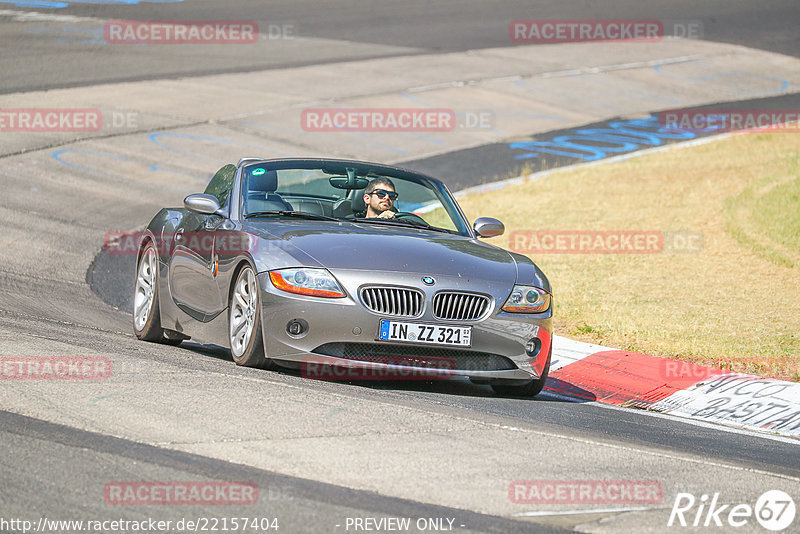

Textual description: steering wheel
[393,212,428,226]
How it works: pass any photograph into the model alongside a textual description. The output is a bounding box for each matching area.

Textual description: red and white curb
[547,335,800,439]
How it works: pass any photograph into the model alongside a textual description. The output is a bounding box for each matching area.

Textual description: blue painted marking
[512,79,621,112]
[25,26,106,45]
[398,93,451,140]
[408,131,445,145]
[0,0,182,8]
[52,149,131,176]
[148,165,206,180]
[149,132,291,163]
[52,150,206,185]
[710,72,789,95]
[401,91,503,137]
[52,132,291,178]
[1,1,69,6]
[245,119,410,156]
[503,112,568,122]
[578,76,681,106]
[344,131,408,156]
[312,105,409,156]
[653,61,790,95]
[509,115,702,161]
[245,119,369,153]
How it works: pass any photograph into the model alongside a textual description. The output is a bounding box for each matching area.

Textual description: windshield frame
[233,158,474,237]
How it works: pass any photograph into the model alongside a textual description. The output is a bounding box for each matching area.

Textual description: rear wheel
[491,346,551,398]
[229,265,276,369]
[133,243,183,345]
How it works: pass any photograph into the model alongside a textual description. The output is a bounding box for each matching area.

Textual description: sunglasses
[369,189,398,200]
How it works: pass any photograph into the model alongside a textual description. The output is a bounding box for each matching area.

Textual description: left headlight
[501,285,551,313]
[269,268,346,298]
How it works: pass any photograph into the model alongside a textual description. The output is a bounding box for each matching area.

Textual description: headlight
[269,268,346,298]
[501,285,551,313]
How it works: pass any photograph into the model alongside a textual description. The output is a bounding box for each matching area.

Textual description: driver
[363,177,398,218]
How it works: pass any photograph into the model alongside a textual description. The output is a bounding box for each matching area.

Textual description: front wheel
[133,243,182,345]
[229,266,275,369]
[491,346,551,398]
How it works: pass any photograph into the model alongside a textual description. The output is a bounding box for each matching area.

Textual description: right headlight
[269,267,346,298]
[501,285,551,313]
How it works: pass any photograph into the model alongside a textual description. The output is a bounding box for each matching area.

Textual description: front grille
[433,292,491,321]
[360,286,423,317]
[312,342,516,371]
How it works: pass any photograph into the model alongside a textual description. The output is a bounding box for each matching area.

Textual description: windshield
[240,162,471,235]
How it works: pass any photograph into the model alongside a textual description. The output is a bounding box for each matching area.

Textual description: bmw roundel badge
[422,276,435,286]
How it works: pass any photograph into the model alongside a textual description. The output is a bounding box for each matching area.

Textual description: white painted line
[537,55,702,79]
[513,506,651,517]
[538,391,800,445]
[0,9,100,23]
[408,54,702,92]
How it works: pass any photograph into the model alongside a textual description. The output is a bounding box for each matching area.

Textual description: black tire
[133,243,183,345]
[491,345,551,398]
[228,265,277,369]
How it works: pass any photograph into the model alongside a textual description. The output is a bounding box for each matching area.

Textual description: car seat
[245,170,293,213]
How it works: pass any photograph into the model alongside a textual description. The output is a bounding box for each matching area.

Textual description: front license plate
[378,320,471,347]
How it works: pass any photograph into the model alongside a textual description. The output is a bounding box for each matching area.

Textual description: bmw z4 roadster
[133,158,553,396]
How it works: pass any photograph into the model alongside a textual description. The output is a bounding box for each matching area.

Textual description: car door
[168,164,236,320]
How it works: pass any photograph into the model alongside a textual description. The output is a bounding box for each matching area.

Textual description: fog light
[525,338,541,357]
[287,319,308,337]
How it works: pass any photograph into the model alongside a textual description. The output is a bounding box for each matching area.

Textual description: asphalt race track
[1,1,799,533]
[1,0,799,93]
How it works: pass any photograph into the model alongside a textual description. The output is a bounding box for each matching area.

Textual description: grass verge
[456,132,800,381]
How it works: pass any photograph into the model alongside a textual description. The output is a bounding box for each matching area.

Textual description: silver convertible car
[133,158,553,396]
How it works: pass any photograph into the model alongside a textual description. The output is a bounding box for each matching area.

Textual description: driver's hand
[378,211,395,219]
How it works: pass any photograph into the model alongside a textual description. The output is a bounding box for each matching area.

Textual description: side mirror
[473,217,504,238]
[184,194,221,215]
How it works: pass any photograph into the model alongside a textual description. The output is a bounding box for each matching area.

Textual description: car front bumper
[257,270,552,384]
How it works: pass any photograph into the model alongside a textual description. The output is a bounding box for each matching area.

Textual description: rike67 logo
[668,490,796,531]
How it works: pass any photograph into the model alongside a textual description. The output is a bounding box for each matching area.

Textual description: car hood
[244,220,518,283]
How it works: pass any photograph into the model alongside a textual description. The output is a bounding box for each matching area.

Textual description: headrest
[351,189,366,214]
[247,169,279,193]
